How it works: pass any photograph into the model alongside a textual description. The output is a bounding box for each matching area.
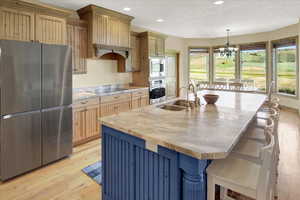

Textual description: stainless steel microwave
[149,57,165,78]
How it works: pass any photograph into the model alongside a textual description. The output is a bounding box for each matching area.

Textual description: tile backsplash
[73,59,132,88]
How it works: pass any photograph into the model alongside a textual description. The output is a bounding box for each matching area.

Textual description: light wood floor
[0,108,299,200]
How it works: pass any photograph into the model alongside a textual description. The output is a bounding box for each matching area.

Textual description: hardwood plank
[0,140,101,200]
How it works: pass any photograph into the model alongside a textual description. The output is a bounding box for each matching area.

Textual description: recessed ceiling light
[156,19,164,22]
[214,0,224,5]
[123,7,131,11]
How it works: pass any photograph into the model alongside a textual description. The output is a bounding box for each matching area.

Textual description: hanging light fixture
[218,29,238,57]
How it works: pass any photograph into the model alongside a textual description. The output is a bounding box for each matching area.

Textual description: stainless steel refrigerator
[0,40,73,181]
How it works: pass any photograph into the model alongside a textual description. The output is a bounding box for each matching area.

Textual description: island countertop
[101,90,266,160]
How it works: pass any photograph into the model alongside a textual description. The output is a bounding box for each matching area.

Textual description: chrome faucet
[188,82,200,107]
[179,82,200,110]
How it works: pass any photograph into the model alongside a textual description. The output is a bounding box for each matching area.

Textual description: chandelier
[218,29,238,57]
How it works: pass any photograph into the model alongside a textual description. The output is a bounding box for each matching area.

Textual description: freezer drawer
[0,40,41,115]
[0,111,42,181]
[42,106,72,165]
[42,44,72,109]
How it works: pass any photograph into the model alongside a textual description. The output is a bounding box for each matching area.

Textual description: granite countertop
[73,86,149,103]
[101,90,266,160]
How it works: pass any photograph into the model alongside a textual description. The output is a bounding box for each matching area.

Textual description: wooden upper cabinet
[0,7,35,41]
[148,36,157,57]
[139,32,167,58]
[35,14,66,45]
[0,0,71,44]
[77,5,134,57]
[148,35,165,57]
[93,14,108,45]
[156,37,165,57]
[67,20,88,74]
[131,33,140,72]
[119,20,130,47]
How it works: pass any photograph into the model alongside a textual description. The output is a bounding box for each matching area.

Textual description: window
[240,43,267,91]
[189,48,209,82]
[273,38,298,96]
[213,48,236,82]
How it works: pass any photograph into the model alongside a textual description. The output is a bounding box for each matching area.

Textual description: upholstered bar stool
[207,134,276,200]
[246,108,279,144]
[231,118,274,164]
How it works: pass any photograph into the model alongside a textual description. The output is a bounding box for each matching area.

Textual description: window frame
[212,46,238,82]
[271,36,299,99]
[239,42,268,92]
[188,46,211,83]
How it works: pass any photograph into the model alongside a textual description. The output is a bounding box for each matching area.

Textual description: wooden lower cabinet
[117,100,131,113]
[131,96,149,109]
[73,107,86,144]
[73,91,149,146]
[100,100,131,116]
[85,105,100,138]
[141,96,149,107]
[100,102,117,117]
[131,97,140,109]
[73,104,100,146]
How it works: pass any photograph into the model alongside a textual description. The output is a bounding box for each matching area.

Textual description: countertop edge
[73,87,149,103]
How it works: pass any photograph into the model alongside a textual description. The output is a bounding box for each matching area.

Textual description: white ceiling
[39,0,300,38]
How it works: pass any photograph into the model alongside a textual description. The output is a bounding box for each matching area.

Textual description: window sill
[276,93,298,100]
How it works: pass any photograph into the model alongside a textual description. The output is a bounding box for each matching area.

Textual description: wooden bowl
[203,94,219,104]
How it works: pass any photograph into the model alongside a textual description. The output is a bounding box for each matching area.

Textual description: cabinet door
[73,107,86,144]
[36,14,66,45]
[156,37,165,56]
[117,100,131,113]
[67,24,76,72]
[131,97,140,109]
[148,36,157,57]
[67,24,87,74]
[107,16,119,46]
[85,105,100,138]
[140,96,149,107]
[100,102,118,117]
[0,7,35,41]
[94,14,108,45]
[119,21,130,47]
[76,26,87,73]
[131,34,140,72]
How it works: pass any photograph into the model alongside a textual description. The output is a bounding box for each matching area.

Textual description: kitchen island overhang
[100,90,266,200]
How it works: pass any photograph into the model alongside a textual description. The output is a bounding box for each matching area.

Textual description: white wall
[73,59,132,88]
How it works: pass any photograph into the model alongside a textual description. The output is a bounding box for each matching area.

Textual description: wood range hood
[94,44,132,72]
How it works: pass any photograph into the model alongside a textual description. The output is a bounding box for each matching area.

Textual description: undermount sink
[171,99,190,107]
[159,104,186,111]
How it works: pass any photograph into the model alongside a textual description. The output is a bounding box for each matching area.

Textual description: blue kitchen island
[101,90,266,200]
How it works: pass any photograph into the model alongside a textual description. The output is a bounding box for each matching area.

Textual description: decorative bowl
[203,94,219,104]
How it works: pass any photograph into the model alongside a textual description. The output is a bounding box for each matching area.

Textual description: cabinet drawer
[73,97,100,108]
[132,90,149,97]
[100,93,131,103]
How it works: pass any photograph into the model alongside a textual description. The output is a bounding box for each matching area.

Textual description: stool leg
[207,175,216,200]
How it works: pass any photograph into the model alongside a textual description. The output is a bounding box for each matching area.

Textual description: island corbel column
[179,154,211,200]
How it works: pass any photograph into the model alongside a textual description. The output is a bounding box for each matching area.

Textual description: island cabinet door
[102,126,180,200]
